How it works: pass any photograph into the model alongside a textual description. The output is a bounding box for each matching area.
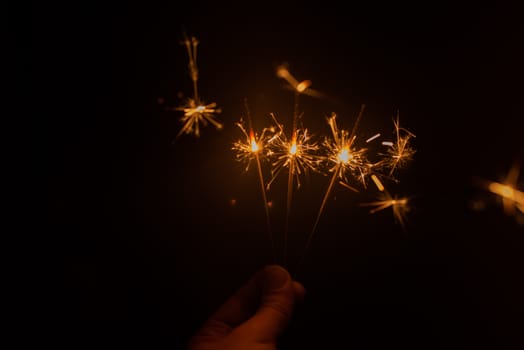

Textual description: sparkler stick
[296,105,367,275]
[284,151,294,267]
[232,101,276,262]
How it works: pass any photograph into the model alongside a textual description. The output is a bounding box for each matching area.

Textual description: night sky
[47,1,524,348]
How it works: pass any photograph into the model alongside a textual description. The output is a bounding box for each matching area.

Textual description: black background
[44,1,524,348]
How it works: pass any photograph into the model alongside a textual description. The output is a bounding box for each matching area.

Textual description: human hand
[187,265,305,350]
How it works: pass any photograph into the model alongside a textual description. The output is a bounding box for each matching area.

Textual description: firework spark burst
[175,100,222,138]
[322,110,371,188]
[232,118,275,172]
[265,114,321,189]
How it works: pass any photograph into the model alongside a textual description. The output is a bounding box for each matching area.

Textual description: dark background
[43,1,523,348]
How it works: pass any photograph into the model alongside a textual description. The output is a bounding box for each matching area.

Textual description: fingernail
[265,265,290,290]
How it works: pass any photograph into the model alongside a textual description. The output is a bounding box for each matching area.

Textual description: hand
[187,265,306,350]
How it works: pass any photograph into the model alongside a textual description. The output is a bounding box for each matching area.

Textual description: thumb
[241,265,298,342]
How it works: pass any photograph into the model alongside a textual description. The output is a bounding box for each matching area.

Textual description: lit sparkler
[175,100,222,138]
[232,102,277,261]
[174,35,222,138]
[269,66,324,266]
[265,115,321,264]
[232,117,275,172]
[265,114,321,190]
[381,112,416,176]
[297,105,373,272]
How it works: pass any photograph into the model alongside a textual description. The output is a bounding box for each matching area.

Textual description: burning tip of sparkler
[250,139,259,152]
[337,147,352,163]
[289,141,298,155]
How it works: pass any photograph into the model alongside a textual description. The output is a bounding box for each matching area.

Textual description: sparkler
[381,112,416,177]
[268,66,322,266]
[174,35,222,138]
[296,105,373,273]
[265,114,321,190]
[232,101,277,261]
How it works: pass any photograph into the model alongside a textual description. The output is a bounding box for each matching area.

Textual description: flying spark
[371,174,385,192]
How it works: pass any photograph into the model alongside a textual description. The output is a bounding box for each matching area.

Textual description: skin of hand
[187,265,306,350]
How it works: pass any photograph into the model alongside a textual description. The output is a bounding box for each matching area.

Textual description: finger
[192,269,264,340]
[241,265,298,342]
[292,281,306,304]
